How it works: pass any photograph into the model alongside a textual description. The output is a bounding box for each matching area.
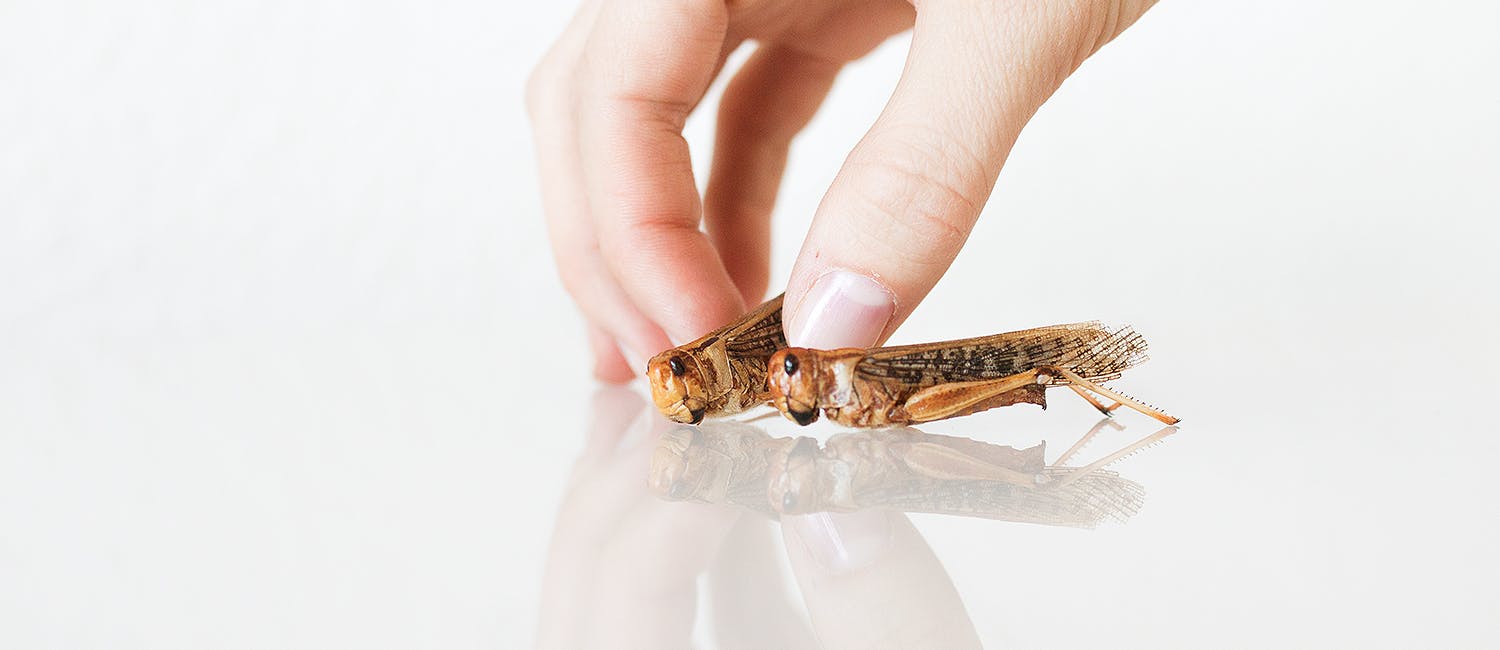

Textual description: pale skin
[528,0,1160,375]
[532,4,1158,635]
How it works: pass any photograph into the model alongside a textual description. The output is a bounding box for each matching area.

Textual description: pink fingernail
[787,270,895,349]
[785,511,893,573]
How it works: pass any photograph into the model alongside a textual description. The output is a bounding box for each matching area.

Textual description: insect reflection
[650,418,1177,528]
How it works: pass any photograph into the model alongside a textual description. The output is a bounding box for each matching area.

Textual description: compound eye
[668,356,687,377]
[783,354,799,375]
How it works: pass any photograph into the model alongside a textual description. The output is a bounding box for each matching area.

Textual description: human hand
[529,0,1157,378]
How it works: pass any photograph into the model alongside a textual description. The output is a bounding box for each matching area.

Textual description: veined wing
[855,322,1149,385]
[717,294,788,358]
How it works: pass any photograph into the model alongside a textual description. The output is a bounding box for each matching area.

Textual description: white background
[2,0,1498,648]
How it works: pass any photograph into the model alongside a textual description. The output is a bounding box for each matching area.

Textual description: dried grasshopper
[766,322,1179,427]
[650,419,1173,528]
[646,294,786,424]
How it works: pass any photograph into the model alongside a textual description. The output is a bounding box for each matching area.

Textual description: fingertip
[593,363,635,385]
[583,190,749,345]
[666,285,750,346]
[588,327,639,383]
[726,262,771,317]
[783,269,896,349]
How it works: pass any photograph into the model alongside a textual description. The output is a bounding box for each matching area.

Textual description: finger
[782,0,1157,349]
[576,0,748,343]
[704,44,843,306]
[541,154,675,374]
[588,324,636,384]
[782,511,981,649]
[528,0,674,376]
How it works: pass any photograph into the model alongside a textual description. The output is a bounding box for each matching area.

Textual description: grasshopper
[646,294,786,424]
[765,322,1179,427]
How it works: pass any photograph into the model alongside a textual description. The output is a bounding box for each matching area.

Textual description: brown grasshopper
[766,322,1179,427]
[646,294,786,424]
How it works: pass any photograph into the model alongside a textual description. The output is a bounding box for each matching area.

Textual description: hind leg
[1069,384,1121,417]
[1038,366,1180,425]
[901,370,1047,423]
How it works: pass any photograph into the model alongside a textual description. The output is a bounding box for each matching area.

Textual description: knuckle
[594,217,699,271]
[1090,0,1155,51]
[1066,0,1120,65]
[1043,0,1153,69]
[841,146,985,257]
[602,92,693,133]
[591,204,699,272]
[609,211,700,241]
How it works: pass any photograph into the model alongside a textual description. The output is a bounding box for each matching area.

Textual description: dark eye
[783,354,799,375]
[669,356,686,377]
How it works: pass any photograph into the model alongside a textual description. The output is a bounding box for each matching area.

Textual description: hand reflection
[538,388,823,649]
[535,388,745,648]
[540,388,1174,649]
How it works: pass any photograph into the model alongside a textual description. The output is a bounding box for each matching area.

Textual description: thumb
[784,0,1156,349]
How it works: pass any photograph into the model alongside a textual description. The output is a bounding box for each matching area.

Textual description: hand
[529,0,1157,378]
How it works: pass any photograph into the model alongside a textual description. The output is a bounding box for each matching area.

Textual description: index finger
[575,0,748,345]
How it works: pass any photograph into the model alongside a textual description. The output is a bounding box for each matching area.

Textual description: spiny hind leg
[1038,366,1181,426]
[1068,384,1121,417]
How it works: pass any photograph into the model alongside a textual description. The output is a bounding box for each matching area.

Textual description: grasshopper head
[647,350,709,424]
[767,348,821,426]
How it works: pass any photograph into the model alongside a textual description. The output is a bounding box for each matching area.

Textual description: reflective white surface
[3,1,1499,648]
